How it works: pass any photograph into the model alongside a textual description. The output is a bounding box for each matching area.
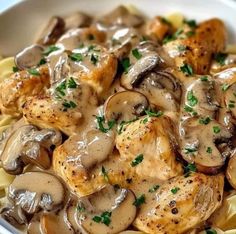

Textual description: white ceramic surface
[0,0,236,56]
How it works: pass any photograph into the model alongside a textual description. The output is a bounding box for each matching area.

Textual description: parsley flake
[69,53,83,62]
[28,68,40,76]
[187,90,198,107]
[206,147,212,154]
[206,228,217,234]
[121,58,131,73]
[184,19,197,28]
[12,66,19,73]
[199,116,211,125]
[132,48,142,60]
[221,83,230,91]
[96,116,115,133]
[133,194,145,207]
[180,63,193,76]
[131,154,144,167]
[200,76,209,82]
[67,77,77,89]
[56,81,66,96]
[171,187,180,194]
[92,211,112,226]
[145,109,163,117]
[214,52,227,66]
[185,163,196,173]
[62,101,77,109]
[213,126,221,134]
[101,166,109,182]
[184,146,197,154]
[148,185,160,193]
[90,54,99,65]
[177,45,187,52]
[43,45,60,56]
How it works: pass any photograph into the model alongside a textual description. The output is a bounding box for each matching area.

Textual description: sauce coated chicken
[0,5,236,234]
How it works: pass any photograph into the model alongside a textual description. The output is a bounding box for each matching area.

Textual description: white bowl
[0,0,236,56]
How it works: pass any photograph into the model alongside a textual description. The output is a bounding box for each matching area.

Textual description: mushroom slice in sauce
[64,12,92,29]
[179,118,232,174]
[8,171,65,214]
[226,152,236,189]
[37,16,65,45]
[104,91,149,123]
[14,44,44,70]
[224,83,236,119]
[0,124,62,174]
[78,185,137,234]
[98,6,144,28]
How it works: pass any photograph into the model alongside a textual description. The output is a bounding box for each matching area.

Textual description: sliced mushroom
[98,6,144,28]
[1,206,27,228]
[15,44,44,70]
[104,91,149,123]
[37,16,65,45]
[226,152,236,189]
[121,41,174,89]
[0,124,62,174]
[77,185,137,234]
[64,12,92,29]
[8,171,65,214]
[179,118,232,173]
[224,83,236,119]
[41,211,74,234]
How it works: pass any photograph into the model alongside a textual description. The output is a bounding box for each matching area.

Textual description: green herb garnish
[12,66,19,73]
[121,58,131,73]
[96,116,115,133]
[214,52,227,66]
[177,45,187,52]
[91,54,99,65]
[56,81,66,96]
[221,83,230,91]
[213,126,221,134]
[28,68,40,76]
[43,45,60,56]
[184,146,197,154]
[132,48,142,60]
[67,77,77,89]
[184,19,197,28]
[206,147,212,154]
[62,101,77,109]
[69,53,83,62]
[133,194,145,207]
[148,185,160,193]
[199,116,211,125]
[171,187,180,194]
[200,76,208,82]
[92,211,112,226]
[38,58,47,65]
[187,90,198,107]
[101,166,109,182]
[180,63,193,76]
[117,118,138,134]
[145,109,163,117]
[205,228,217,234]
[185,163,196,173]
[131,154,144,167]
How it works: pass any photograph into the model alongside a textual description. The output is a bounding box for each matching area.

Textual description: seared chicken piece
[0,66,50,117]
[23,81,97,135]
[134,173,224,234]
[116,116,183,180]
[53,116,183,197]
[164,18,226,74]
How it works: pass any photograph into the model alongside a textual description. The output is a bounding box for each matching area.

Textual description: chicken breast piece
[134,173,224,234]
[23,81,97,135]
[0,66,50,117]
[164,18,226,74]
[116,116,183,180]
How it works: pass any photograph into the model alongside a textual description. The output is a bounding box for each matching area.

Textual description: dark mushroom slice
[78,185,137,234]
[64,12,92,29]
[104,91,149,123]
[179,118,232,174]
[134,70,182,112]
[0,124,62,175]
[8,171,65,214]
[1,206,27,228]
[15,44,44,70]
[98,6,144,28]
[224,83,236,119]
[226,153,236,189]
[182,77,219,118]
[37,16,65,45]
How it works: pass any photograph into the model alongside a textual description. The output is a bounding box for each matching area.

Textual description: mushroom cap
[8,171,65,214]
[15,44,44,70]
[104,90,149,123]
[226,153,236,189]
[78,185,137,234]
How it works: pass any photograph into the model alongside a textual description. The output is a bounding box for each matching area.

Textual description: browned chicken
[164,18,227,74]
[134,173,224,234]
[0,66,50,117]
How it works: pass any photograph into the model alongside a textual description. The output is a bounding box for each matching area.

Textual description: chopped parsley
[206,147,212,154]
[121,58,131,73]
[43,45,60,56]
[131,154,144,167]
[184,146,197,154]
[177,45,187,52]
[56,81,66,96]
[101,166,109,182]
[148,185,160,193]
[145,109,163,117]
[161,17,171,25]
[69,53,83,62]
[171,187,180,194]
[96,115,115,133]
[200,76,209,82]
[90,54,99,65]
[117,118,138,134]
[132,48,142,60]
[213,126,221,134]
[28,68,40,76]
[214,52,227,66]
[186,30,195,37]
[199,116,211,125]
[62,101,77,109]
[187,90,198,107]
[12,66,19,73]
[67,77,77,88]
[77,203,85,212]
[184,19,197,28]
[221,83,230,91]
[142,117,149,124]
[163,28,184,44]
[92,211,112,226]
[184,105,197,116]
[180,63,193,76]
[38,58,47,65]
[133,194,145,207]
[205,228,217,234]
[185,163,196,173]
[228,102,235,108]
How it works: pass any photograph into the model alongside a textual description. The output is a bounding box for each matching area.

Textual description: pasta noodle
[0,57,15,83]
[165,12,185,28]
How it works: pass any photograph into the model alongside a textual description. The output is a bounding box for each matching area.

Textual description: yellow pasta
[0,115,16,135]
[165,12,185,28]
[225,230,236,234]
[0,57,15,83]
